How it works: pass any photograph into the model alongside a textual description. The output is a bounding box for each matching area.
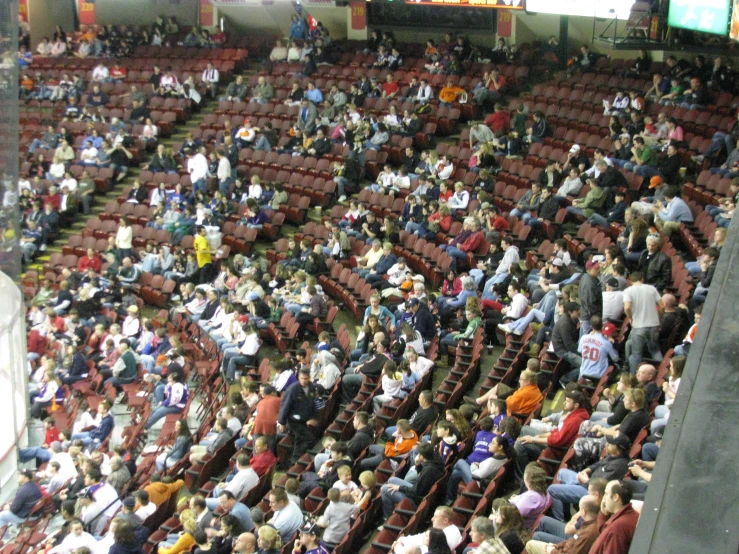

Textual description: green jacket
[454,317,482,341]
[580,187,606,218]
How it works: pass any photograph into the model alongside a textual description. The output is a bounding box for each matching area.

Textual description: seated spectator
[509,464,551,529]
[588,481,639,553]
[0,469,42,528]
[391,506,462,554]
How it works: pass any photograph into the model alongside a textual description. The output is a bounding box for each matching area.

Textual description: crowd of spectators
[3,11,733,554]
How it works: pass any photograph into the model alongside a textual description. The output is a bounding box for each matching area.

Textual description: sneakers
[338,195,347,202]
[691,155,705,163]
[497,323,512,334]
[39,244,46,251]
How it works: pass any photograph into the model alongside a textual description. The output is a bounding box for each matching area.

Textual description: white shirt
[136,503,156,519]
[217,157,231,181]
[187,153,209,182]
[508,292,529,320]
[92,65,110,81]
[417,85,433,103]
[202,68,220,84]
[436,160,453,180]
[47,451,77,482]
[61,177,78,192]
[226,467,259,500]
[240,333,260,356]
[395,525,462,554]
[37,43,52,56]
[49,531,97,554]
[159,74,179,91]
[81,147,98,163]
[602,290,625,322]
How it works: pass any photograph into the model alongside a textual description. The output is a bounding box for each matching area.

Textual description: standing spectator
[278,369,318,464]
[623,272,663,373]
[201,63,219,99]
[578,260,602,337]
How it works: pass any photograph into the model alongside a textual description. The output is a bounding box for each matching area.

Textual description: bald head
[661,293,676,309]
[580,495,600,519]
[234,533,256,554]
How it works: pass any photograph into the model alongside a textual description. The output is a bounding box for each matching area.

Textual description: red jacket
[485,111,511,134]
[250,450,277,477]
[44,427,61,447]
[78,254,102,273]
[547,407,590,449]
[588,504,639,554]
[459,230,484,253]
[253,395,281,436]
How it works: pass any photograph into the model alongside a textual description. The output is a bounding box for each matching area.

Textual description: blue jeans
[587,214,610,228]
[705,132,736,158]
[533,516,569,544]
[192,178,207,195]
[254,136,272,151]
[642,442,659,461]
[104,375,135,393]
[145,405,182,430]
[19,446,52,464]
[566,206,583,218]
[70,431,100,449]
[469,269,486,287]
[482,273,507,300]
[440,245,467,270]
[627,326,662,373]
[548,469,588,521]
[219,178,233,196]
[447,459,474,500]
[405,221,424,234]
[381,477,414,518]
[508,308,546,334]
[579,317,592,339]
[0,511,25,527]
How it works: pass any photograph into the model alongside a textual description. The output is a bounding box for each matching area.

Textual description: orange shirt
[439,86,465,104]
[20,77,34,91]
[384,430,419,457]
[506,384,544,417]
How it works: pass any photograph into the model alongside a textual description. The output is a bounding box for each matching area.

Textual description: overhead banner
[351,1,367,29]
[79,0,97,25]
[668,0,730,35]
[405,0,524,9]
[731,0,739,38]
[200,0,214,26]
[210,0,335,5]
[19,0,28,23]
[526,0,636,19]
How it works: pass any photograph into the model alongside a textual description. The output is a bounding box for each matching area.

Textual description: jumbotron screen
[405,0,524,9]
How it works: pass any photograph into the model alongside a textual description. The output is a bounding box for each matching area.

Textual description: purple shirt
[510,490,550,529]
[467,430,495,464]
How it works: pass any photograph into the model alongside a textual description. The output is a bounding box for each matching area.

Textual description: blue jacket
[373,253,398,275]
[278,381,318,426]
[290,18,307,40]
[363,305,396,327]
[10,481,42,518]
[90,413,115,442]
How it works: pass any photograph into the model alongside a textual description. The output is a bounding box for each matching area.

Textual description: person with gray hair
[106,456,132,494]
[469,516,508,554]
[439,217,485,273]
[438,275,477,313]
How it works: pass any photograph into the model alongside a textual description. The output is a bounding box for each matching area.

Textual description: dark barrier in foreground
[630,217,739,552]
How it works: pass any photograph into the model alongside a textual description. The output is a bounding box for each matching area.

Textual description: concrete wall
[28,0,76,47]
[92,0,199,26]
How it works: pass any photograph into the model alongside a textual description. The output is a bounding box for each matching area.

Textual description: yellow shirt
[194,234,212,268]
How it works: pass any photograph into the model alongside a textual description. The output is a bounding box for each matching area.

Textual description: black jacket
[638,250,672,292]
[658,154,681,183]
[347,426,375,460]
[399,453,445,505]
[552,314,579,357]
[409,406,438,435]
[278,381,318,425]
[579,273,603,320]
[412,305,437,341]
[598,166,628,189]
[538,196,561,220]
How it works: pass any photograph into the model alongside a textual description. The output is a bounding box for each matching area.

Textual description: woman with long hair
[426,528,451,554]
[156,418,193,472]
[256,525,282,554]
[509,463,550,529]
[110,521,144,554]
[491,499,529,554]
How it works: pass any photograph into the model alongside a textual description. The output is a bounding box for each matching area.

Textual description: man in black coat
[638,235,672,292]
[379,443,445,519]
[579,261,603,336]
[277,369,318,464]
